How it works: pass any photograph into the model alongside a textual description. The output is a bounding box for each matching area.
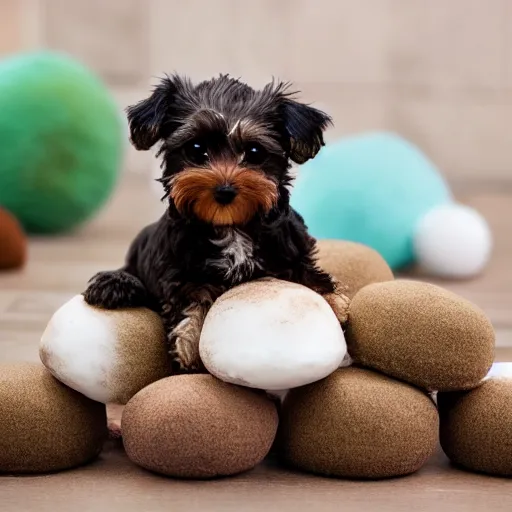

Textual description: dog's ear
[280,98,332,164]
[126,76,181,151]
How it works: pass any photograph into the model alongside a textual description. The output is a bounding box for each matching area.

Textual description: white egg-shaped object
[414,203,492,278]
[199,278,347,390]
[40,295,168,404]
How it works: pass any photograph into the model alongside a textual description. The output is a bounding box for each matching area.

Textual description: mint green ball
[290,132,452,270]
[0,52,125,234]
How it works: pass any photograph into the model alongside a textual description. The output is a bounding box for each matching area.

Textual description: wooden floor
[1,174,511,511]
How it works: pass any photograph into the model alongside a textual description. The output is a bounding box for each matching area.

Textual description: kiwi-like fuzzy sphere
[122,374,279,478]
[346,280,495,391]
[278,367,439,479]
[438,376,512,476]
[0,363,107,474]
[316,240,394,298]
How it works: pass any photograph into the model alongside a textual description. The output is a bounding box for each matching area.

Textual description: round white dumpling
[40,295,168,404]
[199,278,347,390]
[414,203,492,278]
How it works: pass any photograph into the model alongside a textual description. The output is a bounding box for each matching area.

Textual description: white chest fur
[210,228,256,283]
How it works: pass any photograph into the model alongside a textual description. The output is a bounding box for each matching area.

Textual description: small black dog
[83,74,347,373]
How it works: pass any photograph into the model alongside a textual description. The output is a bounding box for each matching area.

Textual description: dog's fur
[83,74,347,373]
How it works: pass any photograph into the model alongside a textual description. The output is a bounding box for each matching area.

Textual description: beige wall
[2,0,511,188]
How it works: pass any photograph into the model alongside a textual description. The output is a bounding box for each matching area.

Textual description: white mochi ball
[414,203,492,278]
[199,278,347,391]
[40,295,168,404]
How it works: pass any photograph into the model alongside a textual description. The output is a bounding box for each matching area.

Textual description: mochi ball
[347,280,495,391]
[122,374,278,478]
[414,204,492,278]
[438,363,512,476]
[199,278,347,391]
[0,207,27,270]
[40,295,168,404]
[278,367,438,479]
[0,363,107,473]
[316,240,394,298]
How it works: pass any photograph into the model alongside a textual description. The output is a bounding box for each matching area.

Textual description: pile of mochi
[1,241,511,479]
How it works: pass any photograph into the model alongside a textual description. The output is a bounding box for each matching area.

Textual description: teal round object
[0,51,125,234]
[290,132,452,270]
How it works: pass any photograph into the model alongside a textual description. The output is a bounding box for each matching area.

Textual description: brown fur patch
[168,285,223,372]
[171,163,278,225]
[322,290,350,324]
[171,303,208,371]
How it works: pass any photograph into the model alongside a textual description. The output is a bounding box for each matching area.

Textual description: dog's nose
[214,185,237,205]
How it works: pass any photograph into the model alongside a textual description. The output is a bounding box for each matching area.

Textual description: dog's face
[126,75,331,226]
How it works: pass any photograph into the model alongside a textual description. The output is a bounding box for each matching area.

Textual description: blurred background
[0,2,511,502]
[1,0,511,190]
[0,0,511,361]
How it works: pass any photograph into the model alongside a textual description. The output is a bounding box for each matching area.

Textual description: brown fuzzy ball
[347,280,495,391]
[316,240,394,298]
[278,367,439,479]
[438,378,512,476]
[122,374,279,478]
[0,208,27,270]
[0,363,107,474]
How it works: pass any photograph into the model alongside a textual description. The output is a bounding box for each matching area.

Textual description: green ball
[0,51,125,234]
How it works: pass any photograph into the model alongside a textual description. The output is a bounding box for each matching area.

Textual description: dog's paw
[169,344,204,374]
[168,312,206,374]
[322,288,350,325]
[83,270,148,309]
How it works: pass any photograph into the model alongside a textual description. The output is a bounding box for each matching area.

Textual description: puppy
[83,74,348,373]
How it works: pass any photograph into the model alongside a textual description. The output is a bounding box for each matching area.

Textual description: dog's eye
[183,139,209,165]
[243,143,267,166]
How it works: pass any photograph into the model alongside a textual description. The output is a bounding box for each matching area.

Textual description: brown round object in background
[316,240,393,298]
[279,367,438,479]
[438,378,512,476]
[0,208,27,270]
[0,363,107,474]
[347,280,495,391]
[122,374,278,478]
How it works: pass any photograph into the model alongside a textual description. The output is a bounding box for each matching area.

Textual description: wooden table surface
[1,174,511,511]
